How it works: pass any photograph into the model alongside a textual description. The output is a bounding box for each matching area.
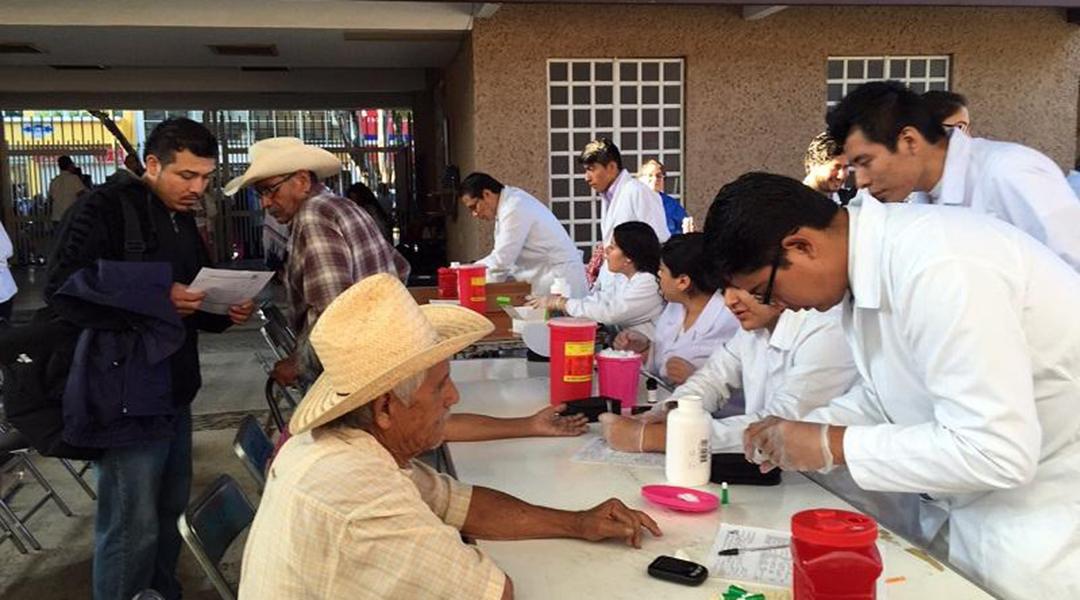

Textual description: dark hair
[803,132,842,175]
[578,138,622,169]
[704,172,839,280]
[347,181,391,223]
[826,81,945,152]
[57,155,75,170]
[458,172,504,199]
[661,233,719,295]
[612,221,660,275]
[921,90,968,126]
[144,117,219,166]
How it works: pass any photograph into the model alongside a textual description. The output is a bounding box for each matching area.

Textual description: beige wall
[443,4,1079,259]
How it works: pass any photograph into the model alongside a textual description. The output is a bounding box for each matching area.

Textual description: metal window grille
[826,56,950,107]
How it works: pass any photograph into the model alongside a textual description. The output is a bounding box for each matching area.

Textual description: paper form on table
[571,437,666,469]
[707,523,792,588]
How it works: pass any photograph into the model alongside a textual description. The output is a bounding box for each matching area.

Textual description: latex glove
[524,294,565,312]
[663,356,696,385]
[613,330,650,354]
[574,498,663,548]
[599,413,648,452]
[743,416,835,474]
[528,404,589,437]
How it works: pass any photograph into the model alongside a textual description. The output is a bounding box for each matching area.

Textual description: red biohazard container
[548,318,597,405]
[791,509,882,600]
[437,267,458,299]
[456,265,487,313]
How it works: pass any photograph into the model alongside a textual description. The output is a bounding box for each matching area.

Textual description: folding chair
[232,415,273,490]
[0,428,74,552]
[178,474,255,600]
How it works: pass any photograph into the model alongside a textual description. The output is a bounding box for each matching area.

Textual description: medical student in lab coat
[828,81,1080,270]
[459,172,588,297]
[528,221,664,338]
[706,172,1080,599]
[612,233,738,386]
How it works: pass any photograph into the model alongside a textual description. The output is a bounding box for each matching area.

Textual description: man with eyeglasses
[224,137,409,386]
[704,171,1080,599]
[829,81,1080,270]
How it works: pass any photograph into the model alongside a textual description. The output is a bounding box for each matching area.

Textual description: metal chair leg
[59,458,97,500]
[18,452,72,517]
[0,491,42,551]
[0,501,30,554]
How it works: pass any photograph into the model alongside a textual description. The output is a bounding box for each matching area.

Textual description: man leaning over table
[239,274,662,600]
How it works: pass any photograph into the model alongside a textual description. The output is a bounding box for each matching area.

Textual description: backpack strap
[119,195,146,262]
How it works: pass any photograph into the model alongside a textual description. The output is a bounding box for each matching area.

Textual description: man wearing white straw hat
[224,137,410,386]
[239,274,663,599]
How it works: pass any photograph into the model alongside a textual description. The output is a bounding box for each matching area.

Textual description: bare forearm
[445,414,534,442]
[462,486,581,540]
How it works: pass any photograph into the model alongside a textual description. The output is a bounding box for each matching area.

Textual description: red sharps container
[791,509,882,600]
[548,317,597,404]
[437,267,458,299]
[455,264,487,313]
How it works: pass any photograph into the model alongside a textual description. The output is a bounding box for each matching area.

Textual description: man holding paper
[46,118,255,600]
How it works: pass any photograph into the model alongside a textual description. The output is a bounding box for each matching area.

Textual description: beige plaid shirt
[239,427,505,599]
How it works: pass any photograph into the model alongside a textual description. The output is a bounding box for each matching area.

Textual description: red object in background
[791,509,882,600]
[455,264,487,313]
[548,318,597,405]
[437,267,459,299]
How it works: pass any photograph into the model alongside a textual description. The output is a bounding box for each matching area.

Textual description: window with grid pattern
[547,58,684,256]
[826,56,950,107]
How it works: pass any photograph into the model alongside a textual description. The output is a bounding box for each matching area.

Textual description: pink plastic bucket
[596,352,643,408]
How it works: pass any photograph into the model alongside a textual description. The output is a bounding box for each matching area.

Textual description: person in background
[829,81,1080,270]
[239,274,662,600]
[47,155,87,227]
[460,172,588,298]
[528,221,664,338]
[0,223,15,323]
[802,132,852,204]
[637,159,688,236]
[922,90,970,133]
[612,233,738,386]
[346,181,394,245]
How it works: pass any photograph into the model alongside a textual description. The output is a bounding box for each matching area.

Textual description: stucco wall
[444,4,1078,259]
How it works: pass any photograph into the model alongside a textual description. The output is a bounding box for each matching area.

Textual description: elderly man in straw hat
[224,138,410,387]
[239,274,662,599]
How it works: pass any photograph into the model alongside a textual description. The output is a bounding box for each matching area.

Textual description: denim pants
[93,408,192,600]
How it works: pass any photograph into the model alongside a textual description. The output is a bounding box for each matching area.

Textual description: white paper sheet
[706,523,793,588]
[186,268,274,315]
[570,437,666,469]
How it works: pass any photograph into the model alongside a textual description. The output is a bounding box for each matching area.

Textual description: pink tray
[641,485,719,513]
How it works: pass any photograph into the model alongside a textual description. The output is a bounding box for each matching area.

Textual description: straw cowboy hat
[223,137,342,196]
[289,273,494,434]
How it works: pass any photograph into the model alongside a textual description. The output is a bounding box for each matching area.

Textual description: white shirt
[648,292,739,382]
[1067,169,1080,198]
[917,129,1080,270]
[600,170,670,245]
[670,309,857,452]
[0,224,16,304]
[564,270,664,338]
[477,186,588,298]
[804,195,1080,599]
[47,170,86,222]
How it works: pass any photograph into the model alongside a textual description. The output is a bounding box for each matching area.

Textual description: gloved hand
[663,357,696,385]
[599,413,648,452]
[613,330,650,354]
[525,295,566,312]
[743,416,836,474]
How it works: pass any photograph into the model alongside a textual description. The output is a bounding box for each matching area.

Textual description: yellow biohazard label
[471,277,486,286]
[563,341,594,383]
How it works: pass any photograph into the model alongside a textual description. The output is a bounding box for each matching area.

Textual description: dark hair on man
[921,90,968,126]
[57,155,75,170]
[661,233,720,296]
[803,132,842,175]
[704,172,839,280]
[612,221,661,275]
[143,117,219,166]
[826,81,946,152]
[578,138,622,169]
[458,172,505,199]
[347,181,391,223]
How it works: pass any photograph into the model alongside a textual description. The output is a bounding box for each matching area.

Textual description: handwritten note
[707,523,792,588]
[571,437,666,469]
[187,268,274,315]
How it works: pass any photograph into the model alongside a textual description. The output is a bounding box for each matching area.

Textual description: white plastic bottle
[665,396,712,487]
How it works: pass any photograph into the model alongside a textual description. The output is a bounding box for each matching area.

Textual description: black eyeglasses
[751,252,782,306]
[254,172,297,198]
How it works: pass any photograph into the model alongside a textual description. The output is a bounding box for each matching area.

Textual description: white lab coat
[804,195,1080,599]
[647,292,739,382]
[670,309,857,452]
[595,170,671,293]
[477,186,588,297]
[915,129,1080,270]
[564,270,663,338]
[1067,169,1080,198]
[0,224,16,304]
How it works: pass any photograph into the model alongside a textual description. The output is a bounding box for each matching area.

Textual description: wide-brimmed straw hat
[289,273,494,434]
[223,137,342,196]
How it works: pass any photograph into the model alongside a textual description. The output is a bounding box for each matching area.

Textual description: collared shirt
[648,292,739,382]
[48,171,87,222]
[598,170,671,245]
[286,187,410,336]
[670,308,857,452]
[239,427,505,600]
[565,269,664,338]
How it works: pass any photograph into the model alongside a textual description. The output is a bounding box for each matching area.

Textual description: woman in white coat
[528,221,663,338]
[612,233,738,386]
[0,223,16,322]
[600,288,856,454]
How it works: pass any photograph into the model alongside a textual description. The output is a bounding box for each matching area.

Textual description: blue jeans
[93,408,192,600]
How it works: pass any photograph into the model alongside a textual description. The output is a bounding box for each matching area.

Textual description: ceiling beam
[742,5,788,20]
